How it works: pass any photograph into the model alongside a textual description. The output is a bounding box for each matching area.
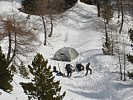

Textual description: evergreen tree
[128,28,133,43]
[102,37,112,55]
[100,0,113,24]
[20,53,65,100]
[127,28,133,78]
[127,71,133,79]
[64,0,78,8]
[19,62,29,79]
[22,0,36,13]
[127,54,133,64]
[10,64,17,74]
[0,46,13,92]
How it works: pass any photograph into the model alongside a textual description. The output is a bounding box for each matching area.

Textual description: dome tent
[52,47,79,62]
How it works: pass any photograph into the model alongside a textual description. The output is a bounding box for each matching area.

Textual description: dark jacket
[86,63,90,70]
[65,64,72,73]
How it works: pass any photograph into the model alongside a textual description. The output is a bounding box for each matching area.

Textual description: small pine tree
[19,62,29,79]
[127,71,133,79]
[102,38,112,55]
[127,54,133,64]
[10,64,17,74]
[20,53,65,100]
[0,46,13,92]
[127,28,133,79]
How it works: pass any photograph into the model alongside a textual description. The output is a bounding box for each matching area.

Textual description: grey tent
[52,47,79,62]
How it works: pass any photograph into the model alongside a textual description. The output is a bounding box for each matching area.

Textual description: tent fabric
[52,47,79,62]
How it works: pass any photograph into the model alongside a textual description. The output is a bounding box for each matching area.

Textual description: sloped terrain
[0,0,133,100]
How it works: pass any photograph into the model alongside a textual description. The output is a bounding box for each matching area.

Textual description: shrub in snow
[10,64,17,74]
[0,46,13,92]
[127,54,133,64]
[19,62,29,79]
[128,28,133,43]
[102,41,112,55]
[127,71,133,79]
[20,53,66,100]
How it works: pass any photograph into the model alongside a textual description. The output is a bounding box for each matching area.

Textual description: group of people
[65,62,92,77]
[52,62,92,78]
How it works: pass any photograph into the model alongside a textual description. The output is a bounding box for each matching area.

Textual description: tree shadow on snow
[112,82,133,90]
[67,89,111,100]
[73,75,85,78]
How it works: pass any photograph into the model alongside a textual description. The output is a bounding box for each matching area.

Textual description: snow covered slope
[0,0,133,100]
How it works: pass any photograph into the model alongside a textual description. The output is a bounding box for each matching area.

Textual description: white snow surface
[0,0,133,100]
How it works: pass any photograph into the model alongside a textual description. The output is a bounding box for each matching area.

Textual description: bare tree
[116,0,120,19]
[116,35,123,80]
[0,13,39,66]
[100,0,113,55]
[33,0,65,45]
[95,0,101,17]
[119,0,124,34]
[123,38,126,81]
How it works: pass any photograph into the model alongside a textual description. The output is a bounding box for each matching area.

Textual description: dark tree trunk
[117,0,120,19]
[9,32,17,65]
[119,1,124,34]
[7,31,11,62]
[104,19,108,45]
[123,38,126,81]
[48,15,53,37]
[41,16,47,45]
[97,3,100,17]
[118,50,122,80]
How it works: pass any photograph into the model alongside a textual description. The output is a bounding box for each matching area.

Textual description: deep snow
[0,0,133,100]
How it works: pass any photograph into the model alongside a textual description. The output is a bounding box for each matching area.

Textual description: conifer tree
[0,46,13,92]
[22,0,36,13]
[127,28,133,79]
[10,64,17,74]
[19,62,29,79]
[20,53,65,100]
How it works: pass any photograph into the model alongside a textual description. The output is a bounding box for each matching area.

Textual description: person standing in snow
[85,62,92,75]
[65,64,72,77]
[53,66,58,73]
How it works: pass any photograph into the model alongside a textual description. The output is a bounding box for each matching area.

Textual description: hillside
[0,0,133,100]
